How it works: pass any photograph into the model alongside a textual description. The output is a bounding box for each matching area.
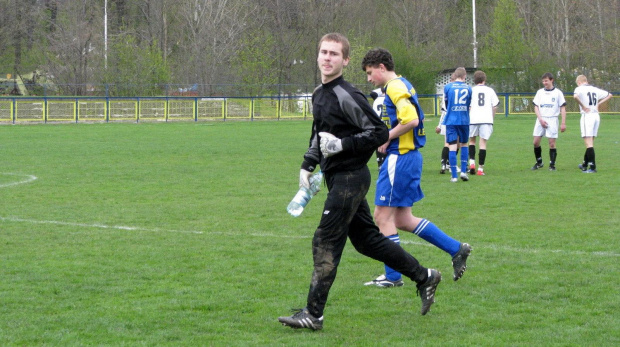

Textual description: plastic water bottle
[287,171,323,217]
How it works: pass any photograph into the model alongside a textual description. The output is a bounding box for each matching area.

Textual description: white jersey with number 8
[469,85,499,124]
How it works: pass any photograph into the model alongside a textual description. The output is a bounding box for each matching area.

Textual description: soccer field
[0,115,618,346]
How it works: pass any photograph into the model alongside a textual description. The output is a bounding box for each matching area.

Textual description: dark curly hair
[361,48,394,72]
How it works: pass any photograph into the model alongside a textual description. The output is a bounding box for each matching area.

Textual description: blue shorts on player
[375,150,424,207]
[445,125,469,144]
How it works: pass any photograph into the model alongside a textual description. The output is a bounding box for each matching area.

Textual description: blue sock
[461,146,469,173]
[413,219,461,257]
[384,234,402,281]
[449,150,457,178]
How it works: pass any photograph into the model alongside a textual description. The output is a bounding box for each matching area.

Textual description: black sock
[549,148,557,166]
[586,147,595,169]
[441,147,449,163]
[479,149,486,166]
[583,150,588,165]
[534,146,542,163]
[469,145,476,160]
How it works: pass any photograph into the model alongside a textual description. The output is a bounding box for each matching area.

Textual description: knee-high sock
[479,149,487,166]
[384,234,402,281]
[441,146,449,164]
[586,147,595,169]
[449,150,458,178]
[549,148,557,165]
[469,145,476,160]
[413,219,461,257]
[534,146,542,163]
[460,146,469,173]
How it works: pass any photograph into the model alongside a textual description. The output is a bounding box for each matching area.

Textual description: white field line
[1,172,616,257]
[1,216,618,257]
[0,216,203,235]
[0,173,38,188]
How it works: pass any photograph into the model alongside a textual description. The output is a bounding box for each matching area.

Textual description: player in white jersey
[573,75,612,173]
[468,71,499,176]
[370,88,387,169]
[531,72,566,171]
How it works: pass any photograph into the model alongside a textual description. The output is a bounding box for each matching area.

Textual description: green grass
[0,115,618,346]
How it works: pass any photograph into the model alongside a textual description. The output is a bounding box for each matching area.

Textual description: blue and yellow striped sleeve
[386,80,418,125]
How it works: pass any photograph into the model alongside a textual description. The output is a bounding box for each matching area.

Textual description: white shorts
[580,113,600,137]
[469,124,493,140]
[533,117,559,138]
[439,124,446,136]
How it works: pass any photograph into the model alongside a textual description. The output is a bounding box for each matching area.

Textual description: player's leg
[477,124,491,175]
[457,126,470,179]
[441,144,449,174]
[547,118,559,170]
[583,139,595,172]
[579,114,588,170]
[399,212,470,281]
[468,137,476,175]
[548,138,557,170]
[582,114,599,173]
[532,135,543,170]
[446,126,459,181]
[532,119,545,169]
[349,201,430,286]
[367,151,418,286]
[368,205,403,286]
[440,125,448,174]
[477,137,488,175]
[304,170,366,319]
[349,203,440,315]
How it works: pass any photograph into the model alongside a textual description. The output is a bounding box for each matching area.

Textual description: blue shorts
[445,125,469,144]
[375,150,424,207]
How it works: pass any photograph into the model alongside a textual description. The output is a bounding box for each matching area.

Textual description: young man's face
[364,65,387,88]
[317,40,349,82]
[542,77,554,89]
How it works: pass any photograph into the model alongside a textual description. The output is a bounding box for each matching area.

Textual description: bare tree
[173,0,257,94]
[43,0,102,94]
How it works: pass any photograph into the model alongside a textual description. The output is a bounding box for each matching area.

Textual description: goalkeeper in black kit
[278,33,441,331]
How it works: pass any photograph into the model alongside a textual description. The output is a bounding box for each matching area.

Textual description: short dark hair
[473,70,486,84]
[361,48,395,72]
[541,72,554,80]
[319,33,350,59]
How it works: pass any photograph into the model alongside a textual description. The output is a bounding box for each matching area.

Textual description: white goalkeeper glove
[299,169,313,189]
[319,132,343,158]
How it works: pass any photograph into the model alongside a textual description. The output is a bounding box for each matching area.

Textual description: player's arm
[598,92,613,107]
[573,93,589,113]
[534,104,548,128]
[301,122,320,172]
[386,83,419,141]
[492,91,499,118]
[338,89,389,152]
[560,104,567,132]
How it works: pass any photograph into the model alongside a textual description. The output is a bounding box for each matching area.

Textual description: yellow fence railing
[0,94,617,123]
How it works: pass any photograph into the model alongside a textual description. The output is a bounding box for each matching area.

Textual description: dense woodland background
[0,0,618,96]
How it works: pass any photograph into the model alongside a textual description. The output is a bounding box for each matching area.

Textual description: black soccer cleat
[452,243,472,281]
[417,269,441,315]
[578,162,587,171]
[531,162,544,170]
[278,308,323,331]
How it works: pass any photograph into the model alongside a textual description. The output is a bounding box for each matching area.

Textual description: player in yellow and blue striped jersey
[361,48,471,288]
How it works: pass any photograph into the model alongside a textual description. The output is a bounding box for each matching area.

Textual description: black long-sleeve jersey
[301,75,389,174]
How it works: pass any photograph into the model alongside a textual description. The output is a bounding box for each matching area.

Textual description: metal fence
[0,93,618,124]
